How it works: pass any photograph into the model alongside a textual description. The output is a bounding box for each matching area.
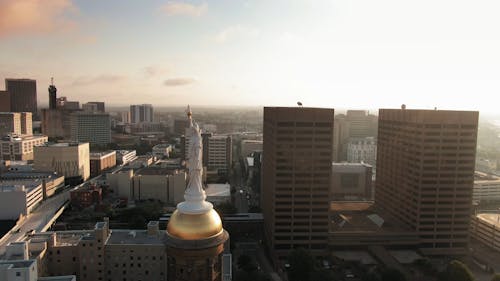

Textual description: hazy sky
[1,0,500,112]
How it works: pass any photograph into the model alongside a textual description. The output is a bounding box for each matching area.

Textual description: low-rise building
[70,184,102,209]
[473,171,500,202]
[205,183,231,205]
[89,151,116,177]
[470,213,500,252]
[152,144,172,159]
[332,163,373,200]
[0,134,48,161]
[0,182,43,220]
[33,143,90,184]
[127,155,154,169]
[132,167,186,205]
[0,171,65,199]
[116,150,137,165]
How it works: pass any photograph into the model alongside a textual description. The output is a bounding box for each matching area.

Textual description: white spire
[177,105,213,214]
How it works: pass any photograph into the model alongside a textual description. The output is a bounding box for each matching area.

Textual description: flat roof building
[70,112,111,145]
[0,134,48,161]
[34,143,90,183]
[376,108,478,255]
[262,107,334,261]
[470,213,500,252]
[5,78,37,115]
[332,163,373,201]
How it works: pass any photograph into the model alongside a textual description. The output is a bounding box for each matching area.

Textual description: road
[0,188,70,257]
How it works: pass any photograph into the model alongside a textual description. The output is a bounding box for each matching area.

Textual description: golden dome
[167,209,223,240]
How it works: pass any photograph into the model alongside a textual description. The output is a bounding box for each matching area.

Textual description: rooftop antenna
[297,101,303,108]
[51,77,54,86]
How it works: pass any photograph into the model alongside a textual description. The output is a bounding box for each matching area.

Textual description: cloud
[0,0,77,38]
[215,24,260,43]
[143,65,169,78]
[160,1,207,17]
[163,78,196,86]
[72,75,127,86]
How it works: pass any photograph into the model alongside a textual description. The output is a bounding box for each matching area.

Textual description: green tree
[441,260,475,281]
[491,274,500,281]
[287,248,314,281]
[380,268,406,281]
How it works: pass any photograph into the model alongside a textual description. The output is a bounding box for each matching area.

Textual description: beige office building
[262,107,334,262]
[376,108,478,255]
[0,112,21,136]
[34,143,90,181]
[0,135,48,161]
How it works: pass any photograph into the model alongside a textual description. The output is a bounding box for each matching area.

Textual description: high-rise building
[376,108,478,255]
[333,110,377,161]
[347,136,377,167]
[87,101,105,112]
[82,102,98,112]
[48,79,57,110]
[130,104,153,123]
[70,112,111,145]
[203,133,232,177]
[20,112,32,135]
[5,78,37,115]
[0,112,21,136]
[0,90,10,112]
[262,107,334,261]
[41,109,72,139]
[173,119,190,135]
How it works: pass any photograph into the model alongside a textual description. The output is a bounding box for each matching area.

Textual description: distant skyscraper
[87,101,105,112]
[130,104,153,123]
[0,90,10,112]
[48,78,57,110]
[333,110,377,161]
[376,108,478,255]
[5,78,37,115]
[70,112,111,145]
[262,107,334,262]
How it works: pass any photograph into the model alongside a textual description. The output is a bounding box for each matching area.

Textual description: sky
[1,0,500,112]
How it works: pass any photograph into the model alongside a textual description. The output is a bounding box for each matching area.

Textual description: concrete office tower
[34,142,90,183]
[347,136,377,167]
[20,112,32,135]
[5,78,37,115]
[48,79,57,110]
[334,110,377,162]
[87,101,105,112]
[262,107,334,261]
[376,108,478,255]
[0,134,48,161]
[202,133,232,177]
[130,104,153,123]
[0,90,10,112]
[0,112,21,136]
[82,102,98,112]
[70,112,111,145]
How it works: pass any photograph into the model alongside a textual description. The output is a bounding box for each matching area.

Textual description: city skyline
[1,0,500,112]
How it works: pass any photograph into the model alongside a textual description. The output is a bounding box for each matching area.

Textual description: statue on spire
[177,105,213,214]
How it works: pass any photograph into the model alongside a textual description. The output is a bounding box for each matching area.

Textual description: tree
[440,260,475,281]
[287,248,314,281]
[380,268,406,281]
[491,274,500,281]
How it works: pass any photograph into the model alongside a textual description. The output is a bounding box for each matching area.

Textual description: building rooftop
[0,180,41,192]
[107,230,165,245]
[90,151,116,159]
[0,134,47,142]
[0,259,36,268]
[205,183,231,197]
[38,276,76,281]
[477,213,500,227]
[0,171,61,180]
[136,166,181,176]
[474,171,500,182]
[39,142,88,147]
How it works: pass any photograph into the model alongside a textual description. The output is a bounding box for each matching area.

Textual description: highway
[0,187,71,258]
